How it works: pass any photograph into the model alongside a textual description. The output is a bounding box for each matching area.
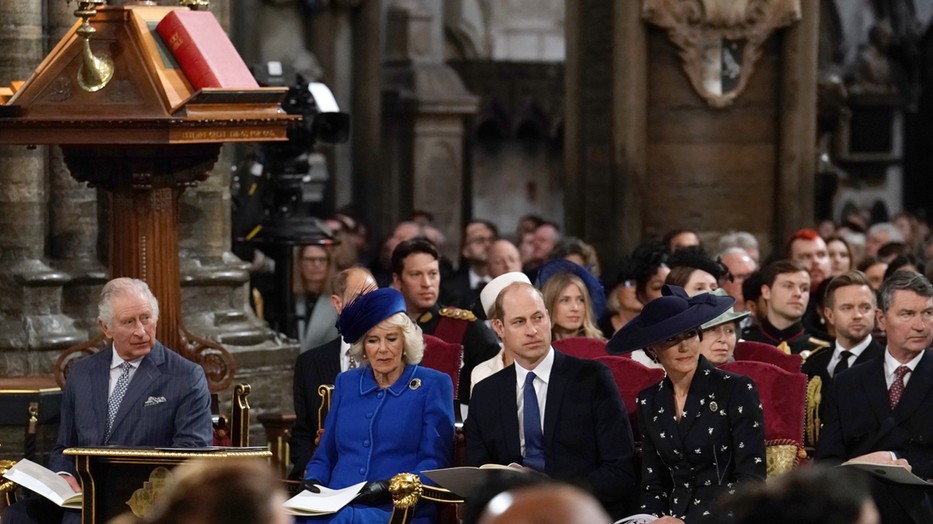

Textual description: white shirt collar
[883,348,925,380]
[514,347,555,384]
[110,349,144,369]
[836,334,873,355]
[468,267,490,289]
[339,338,353,372]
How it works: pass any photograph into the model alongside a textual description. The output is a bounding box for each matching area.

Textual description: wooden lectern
[64,447,271,523]
[0,3,296,393]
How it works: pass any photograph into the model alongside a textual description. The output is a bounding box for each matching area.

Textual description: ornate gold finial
[389,473,424,510]
[67,0,114,93]
[180,0,211,10]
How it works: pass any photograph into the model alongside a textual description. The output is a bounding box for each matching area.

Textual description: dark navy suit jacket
[465,350,637,518]
[816,350,933,524]
[802,337,885,385]
[290,336,342,476]
[49,342,213,476]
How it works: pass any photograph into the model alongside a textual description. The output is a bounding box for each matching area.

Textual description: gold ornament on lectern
[67,0,115,93]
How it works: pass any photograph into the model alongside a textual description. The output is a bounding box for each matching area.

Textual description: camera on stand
[232,61,350,337]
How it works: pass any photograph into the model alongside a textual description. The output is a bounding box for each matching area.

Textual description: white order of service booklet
[2,458,82,508]
[283,481,367,516]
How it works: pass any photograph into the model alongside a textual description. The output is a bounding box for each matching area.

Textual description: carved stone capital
[642,0,801,107]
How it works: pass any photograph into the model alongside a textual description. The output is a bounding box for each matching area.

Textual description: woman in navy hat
[302,288,454,523]
[608,285,766,523]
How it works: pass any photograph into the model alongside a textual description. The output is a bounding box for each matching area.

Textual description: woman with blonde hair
[293,243,337,351]
[538,260,606,341]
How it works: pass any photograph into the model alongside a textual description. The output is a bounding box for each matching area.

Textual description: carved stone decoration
[642,0,801,108]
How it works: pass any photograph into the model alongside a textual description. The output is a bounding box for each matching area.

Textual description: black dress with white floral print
[637,355,766,522]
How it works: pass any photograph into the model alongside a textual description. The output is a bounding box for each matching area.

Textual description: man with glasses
[442,219,499,309]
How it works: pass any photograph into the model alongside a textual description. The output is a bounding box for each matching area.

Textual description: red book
[156,9,258,90]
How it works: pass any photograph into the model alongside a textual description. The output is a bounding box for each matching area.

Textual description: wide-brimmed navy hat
[607,284,734,354]
[337,288,406,345]
[536,259,606,319]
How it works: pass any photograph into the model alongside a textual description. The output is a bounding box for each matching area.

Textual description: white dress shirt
[108,351,143,396]
[884,349,924,389]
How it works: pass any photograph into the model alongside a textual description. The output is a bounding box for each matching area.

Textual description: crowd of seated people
[10,206,933,524]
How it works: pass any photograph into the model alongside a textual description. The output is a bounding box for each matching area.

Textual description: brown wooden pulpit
[0,4,295,393]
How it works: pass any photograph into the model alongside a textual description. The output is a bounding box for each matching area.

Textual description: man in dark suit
[6,278,213,524]
[441,219,498,309]
[803,270,885,385]
[816,271,933,524]
[392,239,500,405]
[289,266,378,478]
[465,282,636,519]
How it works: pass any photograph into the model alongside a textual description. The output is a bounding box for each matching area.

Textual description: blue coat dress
[303,364,455,524]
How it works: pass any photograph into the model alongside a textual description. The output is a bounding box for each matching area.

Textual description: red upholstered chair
[421,335,463,400]
[553,336,609,359]
[720,360,808,478]
[593,356,665,441]
[733,340,803,373]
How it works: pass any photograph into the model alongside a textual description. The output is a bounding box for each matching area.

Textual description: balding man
[487,239,522,278]
[720,247,757,316]
[478,484,611,524]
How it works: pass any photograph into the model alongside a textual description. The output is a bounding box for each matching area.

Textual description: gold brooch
[409,378,422,390]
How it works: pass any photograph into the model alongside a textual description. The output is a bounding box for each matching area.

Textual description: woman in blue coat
[302,288,455,523]
[608,286,766,523]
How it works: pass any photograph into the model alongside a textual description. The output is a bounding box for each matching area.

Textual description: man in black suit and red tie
[803,270,885,385]
[816,271,933,524]
[289,266,377,478]
[465,282,636,519]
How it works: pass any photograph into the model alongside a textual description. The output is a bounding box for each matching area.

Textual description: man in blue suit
[6,277,213,524]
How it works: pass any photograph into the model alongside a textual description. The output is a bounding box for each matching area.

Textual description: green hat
[700,288,749,331]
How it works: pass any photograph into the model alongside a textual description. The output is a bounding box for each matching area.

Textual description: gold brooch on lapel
[409,378,422,390]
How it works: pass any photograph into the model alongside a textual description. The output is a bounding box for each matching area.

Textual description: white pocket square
[144,396,167,407]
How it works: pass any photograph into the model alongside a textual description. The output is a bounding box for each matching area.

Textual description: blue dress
[302,364,455,524]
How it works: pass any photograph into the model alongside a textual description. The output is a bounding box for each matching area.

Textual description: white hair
[98,278,160,330]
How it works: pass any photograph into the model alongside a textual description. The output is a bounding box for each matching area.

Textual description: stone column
[0,1,83,376]
[567,0,816,256]
[382,0,478,259]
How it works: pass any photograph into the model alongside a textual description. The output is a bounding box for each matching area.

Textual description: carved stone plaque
[643,0,801,107]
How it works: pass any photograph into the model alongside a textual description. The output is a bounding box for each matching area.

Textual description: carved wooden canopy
[643,0,801,108]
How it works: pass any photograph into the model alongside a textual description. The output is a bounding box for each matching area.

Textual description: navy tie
[523,372,546,472]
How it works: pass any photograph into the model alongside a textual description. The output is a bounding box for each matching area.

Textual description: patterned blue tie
[105,362,133,443]
[523,372,546,472]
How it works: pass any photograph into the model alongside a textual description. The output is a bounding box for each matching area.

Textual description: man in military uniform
[392,239,500,406]
[743,260,830,356]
